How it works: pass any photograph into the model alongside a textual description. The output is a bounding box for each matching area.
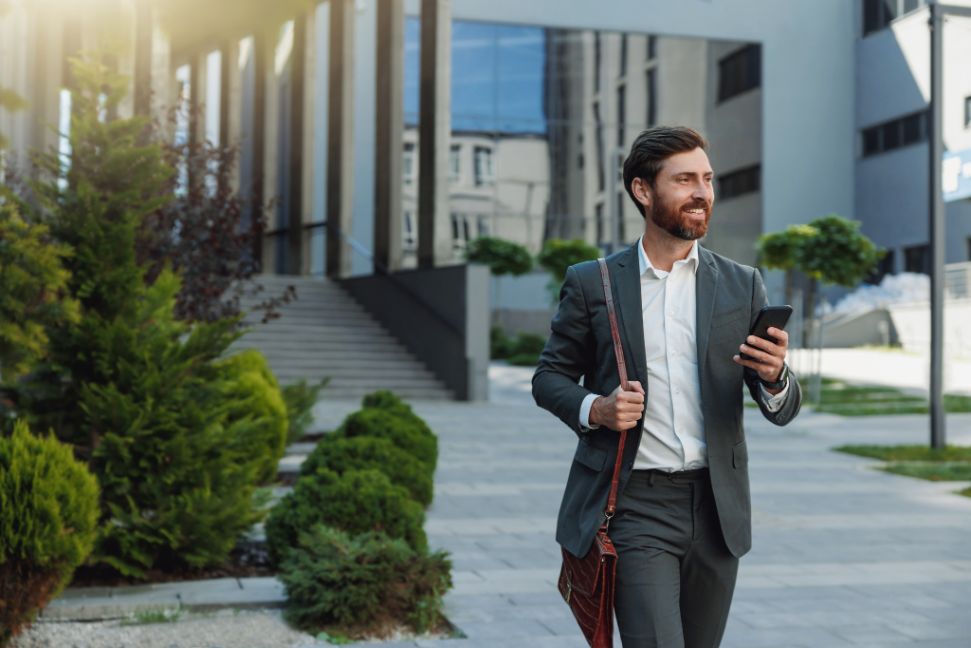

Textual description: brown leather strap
[597,258,629,523]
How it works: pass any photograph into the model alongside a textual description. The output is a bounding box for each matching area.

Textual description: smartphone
[740,305,792,360]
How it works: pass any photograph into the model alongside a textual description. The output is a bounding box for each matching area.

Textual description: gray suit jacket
[532,242,801,559]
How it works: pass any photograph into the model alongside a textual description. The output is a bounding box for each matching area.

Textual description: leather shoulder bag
[557,257,630,648]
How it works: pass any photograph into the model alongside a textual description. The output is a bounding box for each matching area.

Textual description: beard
[648,195,711,241]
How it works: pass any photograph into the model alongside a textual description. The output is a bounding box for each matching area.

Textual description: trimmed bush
[266,468,426,565]
[464,236,533,276]
[215,350,289,483]
[301,435,433,507]
[340,408,437,472]
[282,379,328,444]
[279,525,452,637]
[0,421,99,645]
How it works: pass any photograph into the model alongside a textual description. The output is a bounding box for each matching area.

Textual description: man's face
[644,147,715,241]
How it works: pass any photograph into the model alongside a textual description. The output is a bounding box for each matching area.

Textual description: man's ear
[631,177,652,214]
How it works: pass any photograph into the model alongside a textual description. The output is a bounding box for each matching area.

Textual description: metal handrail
[323,219,465,337]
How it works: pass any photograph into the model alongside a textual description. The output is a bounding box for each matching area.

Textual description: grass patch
[835,445,971,462]
[881,462,971,481]
[121,608,181,625]
[812,379,971,416]
[960,486,971,498]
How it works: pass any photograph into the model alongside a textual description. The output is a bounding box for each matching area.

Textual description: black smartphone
[740,305,792,360]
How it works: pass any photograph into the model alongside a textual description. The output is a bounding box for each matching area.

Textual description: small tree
[537,238,600,303]
[465,236,533,326]
[756,224,817,308]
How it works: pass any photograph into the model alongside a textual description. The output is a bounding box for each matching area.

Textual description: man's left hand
[732,326,788,394]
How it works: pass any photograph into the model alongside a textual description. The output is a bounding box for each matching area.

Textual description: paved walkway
[42,362,971,646]
[343,364,971,648]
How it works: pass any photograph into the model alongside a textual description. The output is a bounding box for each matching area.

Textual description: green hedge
[265,468,426,565]
[282,379,328,444]
[0,422,99,646]
[301,435,433,508]
[339,408,437,472]
[279,525,452,636]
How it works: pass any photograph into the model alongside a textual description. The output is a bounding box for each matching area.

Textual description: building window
[866,249,895,284]
[473,146,494,186]
[864,0,925,37]
[646,35,657,61]
[451,213,471,250]
[403,210,416,249]
[717,44,761,103]
[619,35,628,78]
[449,144,461,181]
[646,68,657,126]
[593,33,602,93]
[593,101,605,192]
[616,84,626,147]
[595,202,604,244]
[403,142,416,184]
[718,164,761,200]
[617,191,627,241]
[861,110,927,157]
[965,95,971,128]
[477,215,489,237]
[904,244,930,274]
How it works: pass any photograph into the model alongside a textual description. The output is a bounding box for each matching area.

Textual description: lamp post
[927,1,971,449]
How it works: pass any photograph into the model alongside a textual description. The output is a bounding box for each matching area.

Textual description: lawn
[835,444,971,498]
[811,379,971,416]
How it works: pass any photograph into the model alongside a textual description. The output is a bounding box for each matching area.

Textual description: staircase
[233,274,453,400]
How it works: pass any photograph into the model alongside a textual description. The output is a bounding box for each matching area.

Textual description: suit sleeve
[532,265,597,437]
[743,269,802,426]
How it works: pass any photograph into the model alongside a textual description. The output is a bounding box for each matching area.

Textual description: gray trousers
[610,468,739,648]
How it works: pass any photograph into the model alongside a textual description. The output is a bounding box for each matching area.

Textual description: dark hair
[622,126,708,217]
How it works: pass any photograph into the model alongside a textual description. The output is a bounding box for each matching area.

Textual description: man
[532,126,802,648]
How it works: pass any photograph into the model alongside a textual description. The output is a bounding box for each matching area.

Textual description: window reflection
[402,18,762,267]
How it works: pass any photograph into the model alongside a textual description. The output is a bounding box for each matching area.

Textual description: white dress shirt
[579,238,789,471]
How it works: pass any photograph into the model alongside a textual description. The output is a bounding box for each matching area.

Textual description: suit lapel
[611,243,647,386]
[695,246,719,379]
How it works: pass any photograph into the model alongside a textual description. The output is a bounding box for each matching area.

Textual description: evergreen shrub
[265,468,426,564]
[301,435,433,507]
[0,421,99,645]
[80,272,270,577]
[282,379,328,444]
[215,349,289,483]
[279,525,452,636]
[340,408,437,471]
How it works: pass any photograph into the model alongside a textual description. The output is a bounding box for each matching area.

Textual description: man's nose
[691,182,710,201]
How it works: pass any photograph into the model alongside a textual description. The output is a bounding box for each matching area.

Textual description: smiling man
[533,126,802,648]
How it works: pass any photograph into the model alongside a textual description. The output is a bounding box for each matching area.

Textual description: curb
[42,577,286,622]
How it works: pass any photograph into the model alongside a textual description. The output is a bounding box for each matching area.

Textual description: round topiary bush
[265,468,427,565]
[279,525,452,637]
[300,435,433,507]
[339,408,437,472]
[0,421,100,646]
[360,390,435,437]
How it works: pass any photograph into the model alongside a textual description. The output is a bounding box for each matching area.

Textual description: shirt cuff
[759,379,790,412]
[579,393,601,430]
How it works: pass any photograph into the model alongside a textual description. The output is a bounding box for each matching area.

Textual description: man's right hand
[589,381,645,431]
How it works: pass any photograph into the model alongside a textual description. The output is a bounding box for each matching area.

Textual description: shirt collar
[637,235,700,278]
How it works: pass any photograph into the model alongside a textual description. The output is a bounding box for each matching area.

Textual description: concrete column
[325,0,355,278]
[374,0,404,273]
[286,14,307,275]
[250,30,268,269]
[132,0,152,117]
[417,0,451,268]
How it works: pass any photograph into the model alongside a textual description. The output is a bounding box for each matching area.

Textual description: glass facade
[401,18,762,266]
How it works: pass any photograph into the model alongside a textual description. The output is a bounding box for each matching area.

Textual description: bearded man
[532,126,802,648]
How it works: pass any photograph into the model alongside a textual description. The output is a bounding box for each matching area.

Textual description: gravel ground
[12,609,320,648]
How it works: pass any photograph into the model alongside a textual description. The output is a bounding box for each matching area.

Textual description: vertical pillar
[374,0,404,273]
[250,31,268,267]
[132,0,153,117]
[417,0,451,268]
[287,14,307,275]
[326,0,355,278]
